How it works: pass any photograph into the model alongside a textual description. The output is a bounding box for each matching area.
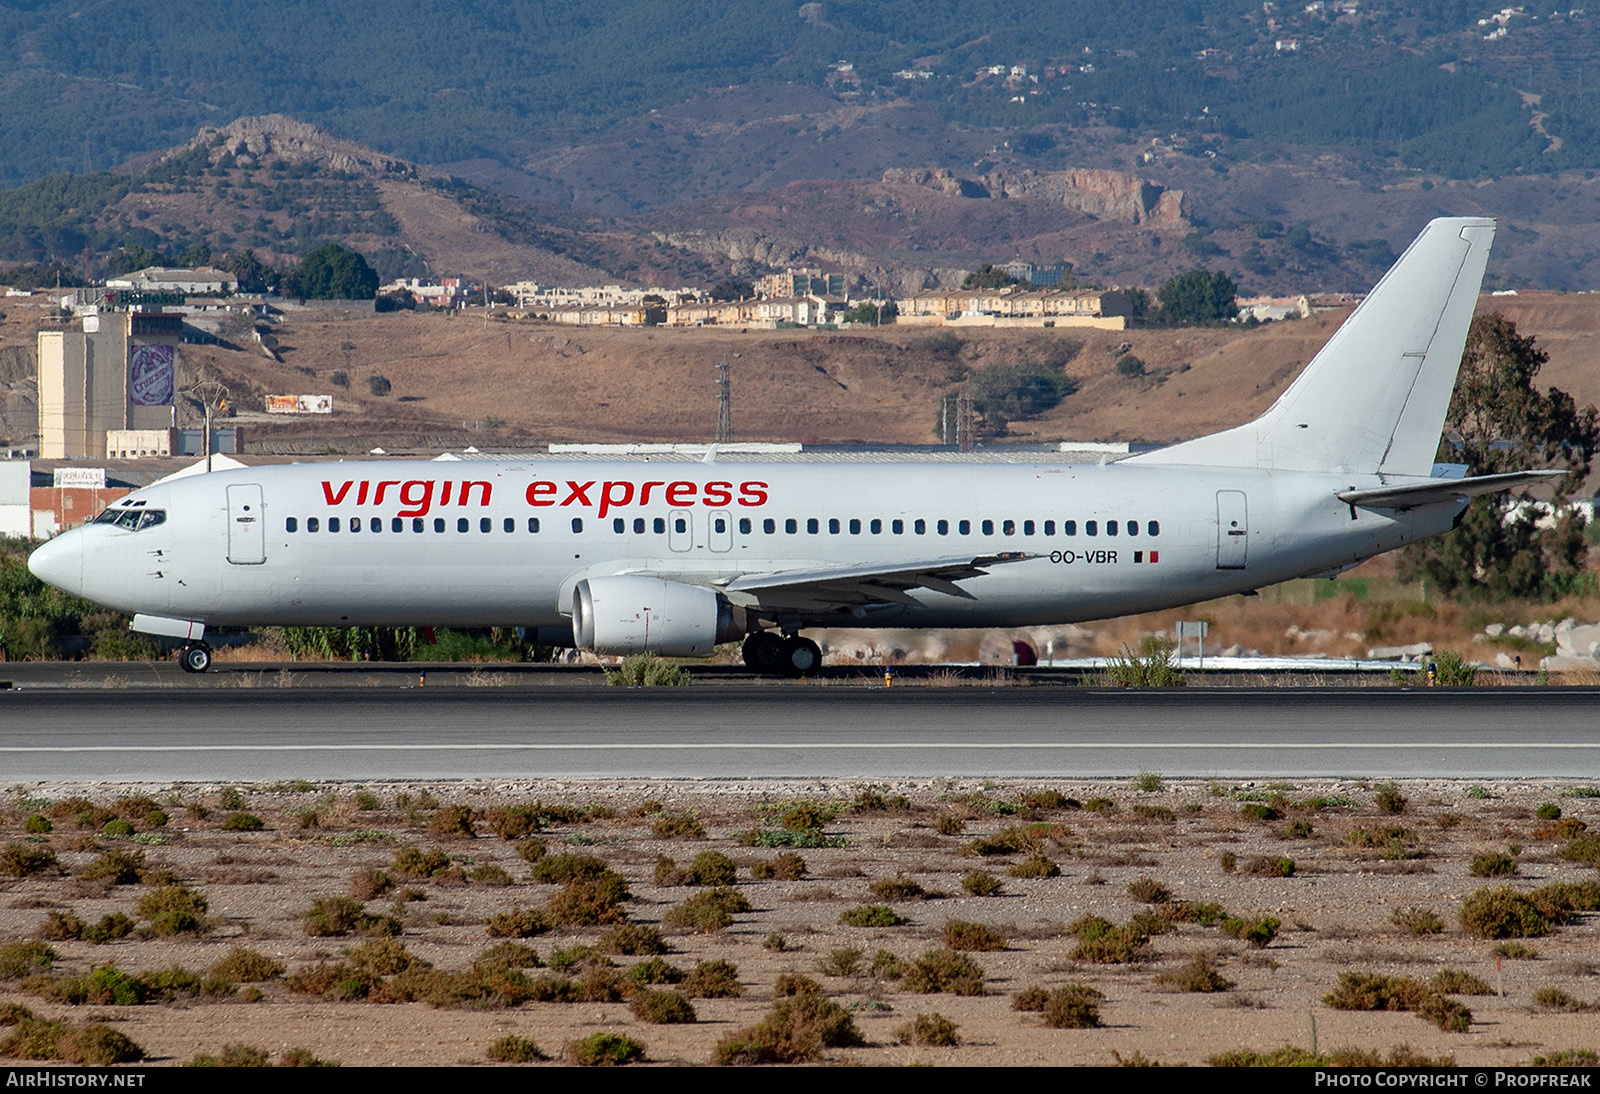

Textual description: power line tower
[715,358,733,443]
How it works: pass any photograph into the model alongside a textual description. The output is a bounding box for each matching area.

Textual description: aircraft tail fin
[1127,216,1495,476]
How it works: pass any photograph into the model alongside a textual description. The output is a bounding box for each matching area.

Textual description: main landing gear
[741,631,822,677]
[178,642,213,674]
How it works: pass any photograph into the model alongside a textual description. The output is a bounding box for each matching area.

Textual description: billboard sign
[266,395,334,414]
[54,467,106,489]
[128,344,175,406]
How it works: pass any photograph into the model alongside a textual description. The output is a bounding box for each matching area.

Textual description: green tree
[843,300,896,325]
[108,244,170,276]
[221,249,270,294]
[1156,270,1237,324]
[961,264,1017,290]
[708,278,752,302]
[1397,314,1599,600]
[288,243,379,300]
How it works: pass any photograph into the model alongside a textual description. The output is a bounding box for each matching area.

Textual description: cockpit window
[93,507,165,531]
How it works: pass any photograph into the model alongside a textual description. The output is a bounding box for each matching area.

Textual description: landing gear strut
[741,632,821,677]
[179,642,213,674]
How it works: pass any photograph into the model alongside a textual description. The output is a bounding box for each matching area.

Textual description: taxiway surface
[3,686,1597,782]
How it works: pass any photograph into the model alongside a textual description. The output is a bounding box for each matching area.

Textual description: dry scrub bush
[682,960,743,998]
[565,1032,644,1066]
[598,924,667,956]
[1391,906,1445,934]
[1126,876,1171,903]
[895,1012,961,1047]
[1156,955,1234,992]
[664,888,749,932]
[748,852,806,880]
[1324,971,1473,1032]
[901,947,986,995]
[1070,916,1152,963]
[208,948,284,982]
[869,874,926,901]
[0,1008,144,1065]
[961,871,1004,896]
[839,904,905,928]
[712,992,864,1065]
[486,1035,547,1062]
[629,988,697,1024]
[942,921,1006,952]
[1460,887,1550,939]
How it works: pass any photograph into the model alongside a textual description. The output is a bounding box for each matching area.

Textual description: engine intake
[572,576,744,657]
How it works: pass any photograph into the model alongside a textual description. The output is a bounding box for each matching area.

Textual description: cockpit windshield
[92,507,166,531]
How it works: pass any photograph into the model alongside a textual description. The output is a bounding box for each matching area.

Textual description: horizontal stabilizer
[1336,470,1568,511]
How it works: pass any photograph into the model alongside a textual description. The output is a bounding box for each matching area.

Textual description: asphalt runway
[3,685,1598,782]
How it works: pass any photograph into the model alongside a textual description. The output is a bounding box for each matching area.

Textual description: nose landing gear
[179,642,213,674]
[740,632,822,677]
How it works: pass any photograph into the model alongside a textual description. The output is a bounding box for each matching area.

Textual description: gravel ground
[1,777,1597,1067]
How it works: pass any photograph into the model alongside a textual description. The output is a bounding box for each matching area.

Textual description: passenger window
[807,518,819,534]
[982,520,994,536]
[329,517,341,533]
[715,517,727,533]
[571,518,584,533]
[763,518,776,534]
[1003,520,1015,535]
[370,517,382,533]
[870,519,882,534]
[914,519,926,534]
[937,519,949,535]
[739,518,751,534]
[635,518,647,534]
[828,518,840,534]
[1148,520,1160,536]
[286,517,298,533]
[674,517,687,533]
[457,518,469,532]
[958,519,970,535]
[480,517,492,533]
[307,517,320,533]
[653,517,666,534]
[392,517,404,533]
[349,516,359,533]
[1044,520,1055,536]
[892,519,903,534]
[418,518,428,533]
[437,518,447,532]
[848,518,860,534]
[613,518,625,533]
[1127,520,1138,537]
[1086,520,1098,537]
[1106,520,1117,537]
[1064,520,1077,536]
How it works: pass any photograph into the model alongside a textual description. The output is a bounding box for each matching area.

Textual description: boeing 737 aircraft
[28,217,1560,674]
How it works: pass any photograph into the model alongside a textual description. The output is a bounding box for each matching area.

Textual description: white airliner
[29,217,1558,674]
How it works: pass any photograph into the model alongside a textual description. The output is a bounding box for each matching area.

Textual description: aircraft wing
[1336,470,1569,511]
[721,552,1032,610]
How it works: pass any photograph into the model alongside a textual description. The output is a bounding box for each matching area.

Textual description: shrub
[221,812,264,832]
[546,873,631,926]
[78,849,146,885]
[1126,876,1171,903]
[664,888,748,932]
[685,850,736,886]
[486,1035,546,1063]
[1532,987,1591,1012]
[605,653,691,687]
[1471,851,1518,878]
[942,921,1006,951]
[1282,819,1315,839]
[486,908,549,938]
[1373,783,1407,814]
[773,973,825,998]
[818,947,862,976]
[0,1012,144,1065]
[869,874,926,901]
[1431,970,1491,996]
[1239,804,1278,821]
[598,924,666,956]
[366,375,392,398]
[628,957,685,986]
[218,786,245,810]
[748,852,806,880]
[0,942,56,981]
[839,905,905,928]
[1241,856,1295,878]
[896,1012,961,1047]
[711,993,863,1065]
[0,844,57,877]
[209,948,285,982]
[1534,802,1562,821]
[22,816,50,835]
[901,948,986,995]
[1391,906,1445,934]
[1219,916,1280,948]
[1156,955,1234,992]
[682,959,743,998]
[962,871,1004,896]
[1103,638,1185,686]
[468,864,511,886]
[1460,887,1549,939]
[303,896,395,938]
[1531,880,1600,920]
[1041,984,1104,1028]
[652,812,705,839]
[630,989,696,1024]
[1071,916,1152,963]
[427,805,475,839]
[1006,854,1060,878]
[1492,941,1538,959]
[1558,833,1600,865]
[1324,971,1472,1031]
[530,853,610,884]
[935,814,965,835]
[392,846,452,878]
[565,1032,643,1066]
[138,883,209,935]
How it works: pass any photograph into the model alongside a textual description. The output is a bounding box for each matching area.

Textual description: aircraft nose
[27,533,83,596]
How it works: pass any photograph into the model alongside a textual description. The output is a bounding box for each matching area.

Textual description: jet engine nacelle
[572,576,744,657]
